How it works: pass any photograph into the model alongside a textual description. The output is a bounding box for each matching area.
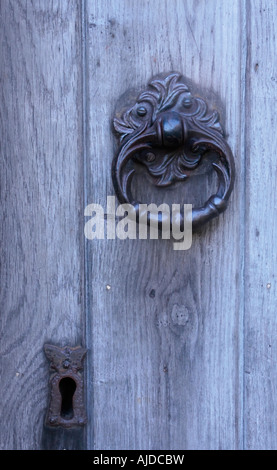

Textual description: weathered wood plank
[0,0,84,449]
[86,0,243,450]
[244,0,277,450]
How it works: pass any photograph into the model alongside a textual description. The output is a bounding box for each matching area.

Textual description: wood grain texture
[244,0,277,450]
[4,0,277,451]
[85,0,243,450]
[0,0,84,449]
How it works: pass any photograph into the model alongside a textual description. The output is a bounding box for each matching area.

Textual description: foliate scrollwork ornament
[112,72,235,230]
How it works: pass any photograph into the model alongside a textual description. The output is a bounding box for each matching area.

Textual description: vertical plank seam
[240,0,249,451]
[81,0,92,451]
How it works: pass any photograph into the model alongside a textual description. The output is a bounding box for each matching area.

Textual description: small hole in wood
[59,377,77,420]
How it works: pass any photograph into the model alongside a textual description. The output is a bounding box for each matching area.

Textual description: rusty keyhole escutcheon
[44,344,87,428]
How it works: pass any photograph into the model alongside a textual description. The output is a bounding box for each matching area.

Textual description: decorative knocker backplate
[112,72,235,231]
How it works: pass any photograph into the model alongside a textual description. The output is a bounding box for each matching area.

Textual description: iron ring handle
[112,72,235,231]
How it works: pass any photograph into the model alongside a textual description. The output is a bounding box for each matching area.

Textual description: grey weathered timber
[0,0,84,450]
[2,0,277,451]
[244,0,277,450]
[85,0,243,450]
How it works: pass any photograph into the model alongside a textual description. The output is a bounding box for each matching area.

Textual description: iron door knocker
[112,72,235,231]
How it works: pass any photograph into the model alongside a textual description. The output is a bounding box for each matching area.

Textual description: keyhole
[59,377,76,420]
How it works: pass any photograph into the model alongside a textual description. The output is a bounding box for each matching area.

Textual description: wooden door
[1,0,277,450]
